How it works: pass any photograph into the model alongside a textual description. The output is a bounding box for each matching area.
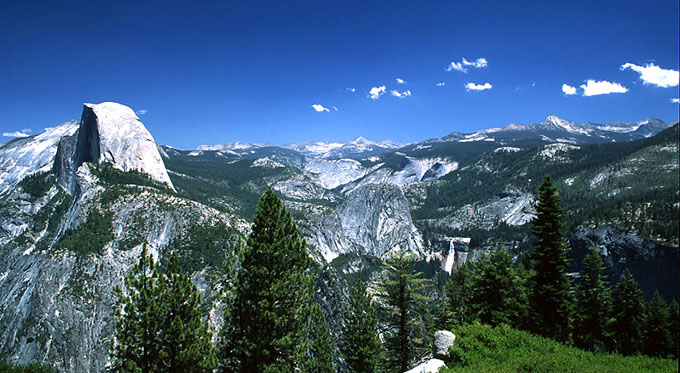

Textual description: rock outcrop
[72,102,174,190]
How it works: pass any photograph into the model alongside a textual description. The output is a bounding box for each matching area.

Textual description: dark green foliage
[670,301,679,359]
[304,304,336,373]
[91,162,172,192]
[158,254,217,372]
[528,175,574,342]
[330,253,383,288]
[442,265,473,327]
[225,188,314,372]
[342,280,381,373]
[0,361,54,373]
[113,244,164,372]
[611,269,647,356]
[377,250,432,372]
[644,290,673,357]
[167,222,238,273]
[113,246,216,372]
[18,171,54,198]
[574,244,613,352]
[56,207,113,255]
[442,324,678,373]
[469,246,528,328]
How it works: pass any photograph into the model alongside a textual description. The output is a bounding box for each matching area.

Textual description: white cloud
[311,104,330,112]
[436,82,446,86]
[531,82,536,87]
[465,82,492,91]
[445,61,466,72]
[580,80,629,96]
[671,98,680,103]
[446,57,488,72]
[369,86,386,100]
[562,84,577,95]
[462,57,488,68]
[391,90,412,98]
[620,63,679,88]
[346,87,356,92]
[3,130,31,138]
[396,78,406,84]
[135,109,148,115]
[333,106,339,111]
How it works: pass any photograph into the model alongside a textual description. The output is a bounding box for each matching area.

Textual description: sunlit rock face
[73,102,174,190]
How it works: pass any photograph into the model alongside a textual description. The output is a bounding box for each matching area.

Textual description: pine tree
[442,265,473,327]
[113,244,164,372]
[378,250,432,372]
[573,244,612,352]
[341,280,381,373]
[611,269,647,355]
[158,254,217,372]
[225,188,314,372]
[304,304,336,373]
[469,245,528,328]
[669,300,679,359]
[644,290,672,357]
[113,246,217,373]
[528,175,574,342]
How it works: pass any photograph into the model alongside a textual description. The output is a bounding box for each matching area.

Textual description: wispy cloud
[620,63,679,88]
[396,78,406,84]
[311,104,330,112]
[465,82,492,91]
[671,98,680,103]
[446,57,488,73]
[462,57,488,68]
[562,84,577,95]
[580,80,628,96]
[391,90,412,98]
[2,129,31,138]
[333,106,339,111]
[135,109,148,115]
[369,86,386,100]
[436,82,446,87]
[445,61,465,72]
[346,87,357,92]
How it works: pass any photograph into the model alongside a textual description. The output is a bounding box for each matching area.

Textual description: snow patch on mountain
[494,146,521,153]
[539,143,581,159]
[304,158,367,189]
[251,157,285,169]
[0,121,79,195]
[544,115,592,136]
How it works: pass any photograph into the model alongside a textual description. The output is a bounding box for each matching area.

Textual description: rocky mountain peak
[73,102,174,190]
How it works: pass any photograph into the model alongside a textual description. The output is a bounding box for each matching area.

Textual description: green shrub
[18,172,54,198]
[442,324,677,372]
[0,361,54,373]
[56,208,113,256]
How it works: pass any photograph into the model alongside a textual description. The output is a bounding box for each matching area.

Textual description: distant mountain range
[0,103,676,371]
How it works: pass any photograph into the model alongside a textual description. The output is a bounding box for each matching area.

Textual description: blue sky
[1,0,678,149]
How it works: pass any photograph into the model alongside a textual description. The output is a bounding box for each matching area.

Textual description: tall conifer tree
[304,304,336,373]
[113,246,217,373]
[113,244,164,372]
[442,265,473,327]
[574,244,612,352]
[611,269,647,355]
[469,245,528,328]
[227,188,314,372]
[158,254,217,372]
[644,290,672,357]
[341,280,381,373]
[378,250,432,372]
[528,175,574,342]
